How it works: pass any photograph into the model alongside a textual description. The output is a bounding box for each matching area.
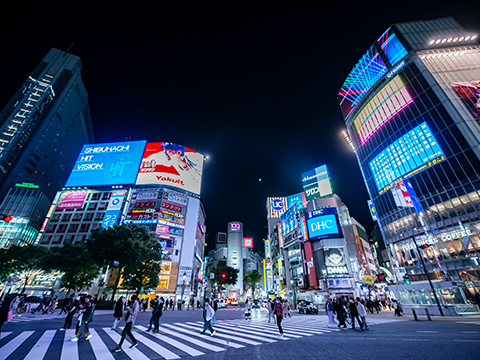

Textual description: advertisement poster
[324,248,349,275]
[302,165,333,201]
[65,141,147,187]
[56,191,89,210]
[451,80,480,122]
[136,142,204,195]
[101,191,126,228]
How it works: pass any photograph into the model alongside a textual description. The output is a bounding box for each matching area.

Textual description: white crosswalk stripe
[0,316,400,359]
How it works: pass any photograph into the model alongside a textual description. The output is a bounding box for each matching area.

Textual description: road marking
[454,339,480,342]
[187,322,277,343]
[416,331,438,333]
[213,323,290,340]
[61,329,79,360]
[230,323,302,338]
[135,326,204,356]
[88,329,116,360]
[132,331,180,359]
[0,332,12,340]
[155,325,226,352]
[461,331,478,334]
[102,328,150,360]
[161,323,244,348]
[25,330,56,360]
[178,323,263,345]
[0,331,34,360]
[401,338,428,341]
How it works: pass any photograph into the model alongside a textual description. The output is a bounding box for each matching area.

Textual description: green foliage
[94,300,116,310]
[86,224,162,297]
[47,243,100,291]
[243,269,262,293]
[208,266,239,286]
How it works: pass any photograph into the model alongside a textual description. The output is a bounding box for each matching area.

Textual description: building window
[87,202,97,211]
[72,213,83,222]
[83,213,94,221]
[98,202,108,210]
[102,192,111,200]
[91,223,101,230]
[61,213,71,222]
[57,224,67,232]
[51,235,62,244]
[91,193,101,200]
[68,224,78,232]
[41,235,51,244]
[94,212,105,221]
[63,235,75,244]
[50,214,61,222]
[79,223,90,232]
[45,224,56,233]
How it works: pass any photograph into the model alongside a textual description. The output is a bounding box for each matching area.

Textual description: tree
[46,243,100,292]
[243,269,262,295]
[208,266,239,287]
[2,245,51,293]
[86,224,162,299]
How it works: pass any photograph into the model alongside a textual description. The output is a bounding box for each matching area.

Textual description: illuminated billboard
[354,75,413,144]
[370,122,445,193]
[136,142,204,195]
[305,213,342,241]
[338,45,388,120]
[243,238,253,248]
[101,191,126,228]
[302,165,333,201]
[451,80,480,122]
[56,191,88,210]
[377,28,408,66]
[280,205,296,235]
[65,141,146,187]
[287,192,305,210]
[266,197,288,219]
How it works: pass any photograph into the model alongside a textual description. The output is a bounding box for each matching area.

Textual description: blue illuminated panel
[369,122,445,193]
[378,28,408,66]
[338,46,388,120]
[306,213,342,240]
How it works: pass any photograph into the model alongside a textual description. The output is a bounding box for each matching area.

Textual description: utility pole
[411,236,444,316]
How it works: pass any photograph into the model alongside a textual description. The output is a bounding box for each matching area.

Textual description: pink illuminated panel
[354,75,412,144]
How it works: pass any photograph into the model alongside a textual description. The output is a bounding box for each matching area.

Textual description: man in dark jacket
[60,298,79,331]
[334,299,347,328]
[112,296,125,330]
[274,297,284,337]
[147,296,159,332]
[349,298,363,330]
[0,294,14,340]
[151,297,164,333]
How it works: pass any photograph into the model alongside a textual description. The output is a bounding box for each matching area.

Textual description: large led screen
[377,28,408,66]
[306,213,342,241]
[281,205,296,235]
[354,75,413,144]
[65,141,147,187]
[136,142,204,195]
[451,80,480,122]
[370,122,445,193]
[338,45,388,120]
[302,165,333,201]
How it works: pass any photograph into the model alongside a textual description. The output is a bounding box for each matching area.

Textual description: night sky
[2,3,479,253]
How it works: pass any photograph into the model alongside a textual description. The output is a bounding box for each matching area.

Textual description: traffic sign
[11,276,19,283]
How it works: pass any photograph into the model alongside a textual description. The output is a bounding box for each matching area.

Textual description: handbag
[7,310,13,321]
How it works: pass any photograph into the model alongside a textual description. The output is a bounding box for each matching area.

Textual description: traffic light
[0,214,12,222]
[404,275,411,285]
[222,274,226,278]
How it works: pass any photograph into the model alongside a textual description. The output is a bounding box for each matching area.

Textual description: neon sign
[230,222,241,231]
[354,75,412,144]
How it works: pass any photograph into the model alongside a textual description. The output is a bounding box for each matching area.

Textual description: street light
[180,272,187,310]
[290,279,297,309]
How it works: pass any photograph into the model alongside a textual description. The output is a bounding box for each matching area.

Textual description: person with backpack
[274,297,284,337]
[114,294,140,352]
[200,298,216,336]
[244,298,252,320]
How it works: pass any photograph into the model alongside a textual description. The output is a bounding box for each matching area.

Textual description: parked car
[218,299,228,308]
[229,298,238,306]
[25,295,43,303]
[252,299,261,309]
[298,300,318,314]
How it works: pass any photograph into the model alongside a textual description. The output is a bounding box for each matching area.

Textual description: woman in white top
[244,298,252,320]
[356,298,368,330]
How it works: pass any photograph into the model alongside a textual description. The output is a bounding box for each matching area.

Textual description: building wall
[227,221,243,296]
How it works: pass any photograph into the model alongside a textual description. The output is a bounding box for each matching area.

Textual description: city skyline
[2,4,480,252]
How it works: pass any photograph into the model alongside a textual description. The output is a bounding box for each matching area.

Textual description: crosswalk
[0,316,399,359]
[7,314,66,323]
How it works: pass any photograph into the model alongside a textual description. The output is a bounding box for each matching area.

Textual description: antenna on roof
[65,44,74,55]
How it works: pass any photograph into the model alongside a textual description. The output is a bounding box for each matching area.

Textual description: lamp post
[180,272,186,310]
[290,279,297,309]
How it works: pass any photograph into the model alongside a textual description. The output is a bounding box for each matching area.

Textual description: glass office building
[339,17,480,314]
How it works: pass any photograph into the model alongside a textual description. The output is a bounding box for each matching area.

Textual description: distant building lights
[472,35,477,40]
[435,39,441,44]
[459,36,465,41]
[441,39,446,43]
[465,36,471,41]
[453,37,458,42]
[447,38,452,42]
[429,40,435,45]
[342,130,356,153]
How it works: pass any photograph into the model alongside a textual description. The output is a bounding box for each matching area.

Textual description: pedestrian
[334,299,347,328]
[283,299,291,318]
[244,298,252,320]
[268,298,275,323]
[211,298,218,324]
[200,298,216,336]
[170,298,174,310]
[0,294,14,340]
[151,297,164,333]
[60,297,79,331]
[111,296,125,330]
[48,295,58,314]
[146,296,159,331]
[326,299,336,327]
[357,298,369,330]
[15,295,26,316]
[274,297,284,337]
[348,298,363,330]
[59,294,73,315]
[71,295,94,341]
[188,297,194,310]
[114,294,140,352]
[142,298,149,312]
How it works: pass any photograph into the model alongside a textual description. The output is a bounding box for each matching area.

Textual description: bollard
[26,304,30,313]
[425,308,432,321]
[412,308,418,321]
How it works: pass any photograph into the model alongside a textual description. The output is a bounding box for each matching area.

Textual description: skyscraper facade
[0,48,94,247]
[339,17,480,313]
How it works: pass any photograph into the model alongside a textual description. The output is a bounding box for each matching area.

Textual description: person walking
[326,299,336,328]
[392,299,402,316]
[357,298,369,330]
[349,298,363,330]
[151,297,164,333]
[71,296,94,341]
[112,296,125,330]
[170,298,174,310]
[146,296,159,331]
[274,297,284,337]
[268,298,275,324]
[0,294,14,340]
[334,299,347,328]
[114,295,140,352]
[284,299,291,318]
[244,298,252,320]
[59,294,73,315]
[200,298,216,336]
[60,297,79,331]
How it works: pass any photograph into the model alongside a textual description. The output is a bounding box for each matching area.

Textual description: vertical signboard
[264,239,271,259]
[367,200,377,221]
[277,223,284,248]
[302,165,333,201]
[102,191,127,228]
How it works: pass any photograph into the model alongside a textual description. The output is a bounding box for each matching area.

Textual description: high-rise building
[339,17,480,314]
[0,48,94,247]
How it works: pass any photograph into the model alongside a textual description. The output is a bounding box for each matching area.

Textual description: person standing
[325,299,336,328]
[170,298,174,310]
[212,298,218,324]
[146,296,159,331]
[274,297,284,337]
[357,298,369,330]
[71,296,94,341]
[60,297,79,331]
[151,297,164,333]
[244,298,252,320]
[112,296,125,330]
[283,299,291,318]
[349,298,363,330]
[268,298,275,324]
[200,298,216,336]
[59,294,73,315]
[114,295,140,352]
[334,299,347,328]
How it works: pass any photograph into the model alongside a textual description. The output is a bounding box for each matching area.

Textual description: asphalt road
[1,306,479,360]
